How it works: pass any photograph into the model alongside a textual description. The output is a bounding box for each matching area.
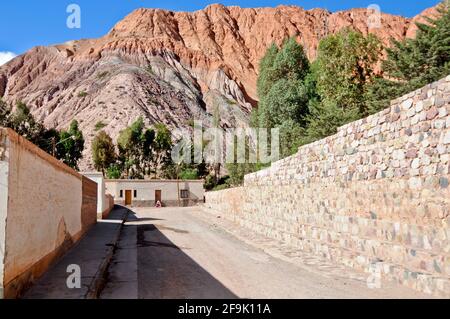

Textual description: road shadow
[121,209,238,299]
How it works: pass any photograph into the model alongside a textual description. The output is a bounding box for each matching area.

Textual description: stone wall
[0,128,97,299]
[205,76,450,297]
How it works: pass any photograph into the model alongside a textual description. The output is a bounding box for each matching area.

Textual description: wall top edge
[0,127,82,180]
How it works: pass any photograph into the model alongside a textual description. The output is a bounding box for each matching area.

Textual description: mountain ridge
[0,3,438,170]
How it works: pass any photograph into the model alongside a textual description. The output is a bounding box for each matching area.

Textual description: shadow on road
[105,207,237,299]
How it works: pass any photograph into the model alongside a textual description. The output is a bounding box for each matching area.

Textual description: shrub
[95,121,106,131]
[78,91,88,98]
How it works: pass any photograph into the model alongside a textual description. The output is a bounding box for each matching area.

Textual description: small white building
[105,179,205,207]
[83,172,114,219]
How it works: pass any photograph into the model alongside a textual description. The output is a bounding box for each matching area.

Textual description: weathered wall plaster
[0,128,97,298]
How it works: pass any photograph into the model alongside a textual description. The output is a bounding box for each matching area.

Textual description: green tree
[271,37,310,82]
[224,133,260,187]
[369,0,450,112]
[117,117,167,179]
[305,29,382,141]
[255,38,311,158]
[0,101,86,167]
[152,123,173,178]
[95,121,106,131]
[92,131,116,176]
[117,117,148,178]
[106,164,122,179]
[256,43,279,98]
[9,101,46,145]
[313,29,381,116]
[36,127,60,155]
[57,120,85,170]
[304,99,360,143]
[141,128,156,176]
[179,168,199,180]
[4,101,61,155]
[366,77,403,114]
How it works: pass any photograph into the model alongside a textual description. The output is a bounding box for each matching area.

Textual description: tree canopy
[92,130,116,176]
[57,120,84,170]
[254,37,312,158]
[368,1,450,112]
[1,100,85,170]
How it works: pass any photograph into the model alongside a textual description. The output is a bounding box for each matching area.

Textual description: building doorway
[155,190,162,205]
[125,190,132,206]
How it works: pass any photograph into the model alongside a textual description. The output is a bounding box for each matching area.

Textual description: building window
[180,190,189,199]
[120,190,123,198]
[134,190,137,198]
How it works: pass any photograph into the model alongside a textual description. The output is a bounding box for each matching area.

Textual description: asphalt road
[99,206,428,299]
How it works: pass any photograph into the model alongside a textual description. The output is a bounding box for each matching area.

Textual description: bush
[179,168,199,180]
[212,183,230,191]
[95,121,106,131]
[106,164,122,179]
[78,91,88,98]
[97,71,109,79]
[204,174,217,191]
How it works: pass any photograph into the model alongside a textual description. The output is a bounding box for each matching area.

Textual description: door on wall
[155,190,162,205]
[125,190,132,206]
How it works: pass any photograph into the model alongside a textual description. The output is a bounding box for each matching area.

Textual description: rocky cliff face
[0,4,435,170]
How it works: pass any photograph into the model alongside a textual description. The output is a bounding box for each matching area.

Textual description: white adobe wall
[83,172,106,215]
[105,180,205,202]
[0,130,9,299]
[0,128,97,298]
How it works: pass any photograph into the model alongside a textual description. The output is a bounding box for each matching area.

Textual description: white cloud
[0,51,17,66]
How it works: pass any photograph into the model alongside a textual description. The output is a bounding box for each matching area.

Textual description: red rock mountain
[0,4,437,169]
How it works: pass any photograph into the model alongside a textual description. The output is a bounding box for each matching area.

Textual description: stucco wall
[205,76,450,297]
[83,172,114,219]
[0,128,97,298]
[105,180,204,207]
[0,130,9,299]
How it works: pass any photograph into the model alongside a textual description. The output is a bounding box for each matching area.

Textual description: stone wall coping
[244,75,450,183]
[105,179,205,183]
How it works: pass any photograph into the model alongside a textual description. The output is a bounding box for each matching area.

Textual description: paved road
[99,207,428,299]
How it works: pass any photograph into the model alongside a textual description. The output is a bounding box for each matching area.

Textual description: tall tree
[256,43,279,99]
[225,134,259,187]
[141,128,156,176]
[117,117,146,178]
[255,38,311,158]
[305,29,382,141]
[313,28,381,117]
[57,120,85,170]
[92,130,116,176]
[368,0,450,112]
[9,101,47,145]
[152,123,173,178]
[0,101,86,168]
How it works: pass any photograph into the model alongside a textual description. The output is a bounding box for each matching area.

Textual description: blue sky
[0,0,442,63]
